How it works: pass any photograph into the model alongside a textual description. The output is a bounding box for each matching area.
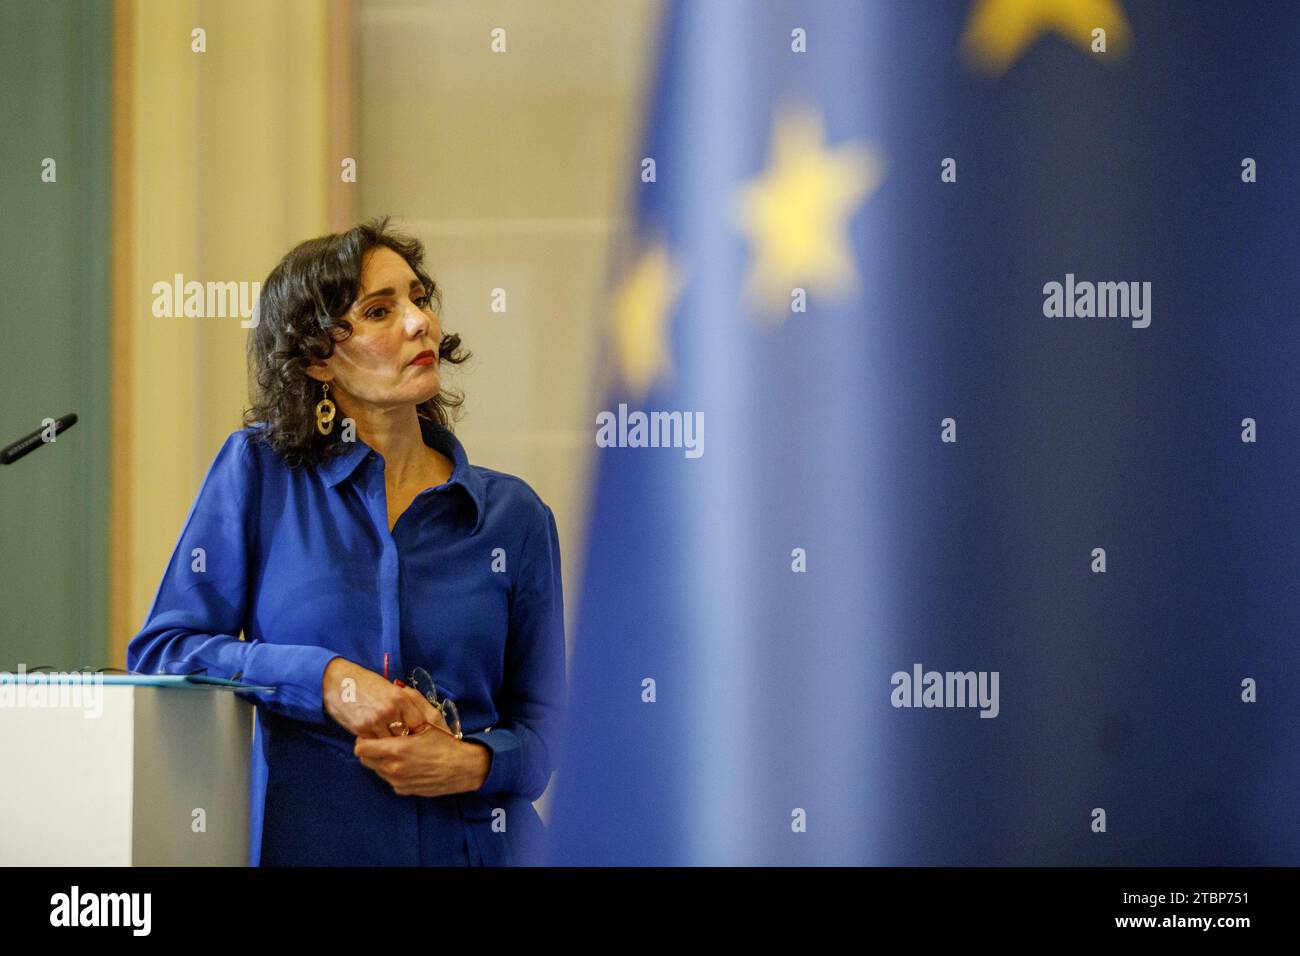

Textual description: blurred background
[2,0,1298,866]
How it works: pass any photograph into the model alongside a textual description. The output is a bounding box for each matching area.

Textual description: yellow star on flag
[730,102,883,325]
[961,0,1131,74]
[610,242,685,398]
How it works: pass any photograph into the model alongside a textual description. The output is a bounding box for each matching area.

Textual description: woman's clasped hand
[322,656,444,737]
[322,656,486,798]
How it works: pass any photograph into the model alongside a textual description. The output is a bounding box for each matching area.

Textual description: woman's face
[307,245,442,414]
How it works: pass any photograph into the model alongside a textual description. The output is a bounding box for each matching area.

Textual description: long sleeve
[125,430,341,726]
[463,503,568,801]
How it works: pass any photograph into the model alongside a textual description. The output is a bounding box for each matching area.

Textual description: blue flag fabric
[544,0,1300,865]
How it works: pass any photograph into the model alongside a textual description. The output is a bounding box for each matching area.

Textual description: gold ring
[387,720,409,736]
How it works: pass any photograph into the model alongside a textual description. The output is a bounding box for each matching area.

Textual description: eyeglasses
[407,666,462,739]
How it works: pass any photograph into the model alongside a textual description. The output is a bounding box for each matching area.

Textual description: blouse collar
[318,415,485,535]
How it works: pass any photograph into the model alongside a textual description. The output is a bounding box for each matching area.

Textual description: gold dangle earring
[315,382,337,435]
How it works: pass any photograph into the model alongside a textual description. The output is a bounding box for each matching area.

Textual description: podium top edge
[0,673,276,692]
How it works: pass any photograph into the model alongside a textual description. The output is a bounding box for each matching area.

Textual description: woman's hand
[322,657,442,739]
[354,728,493,797]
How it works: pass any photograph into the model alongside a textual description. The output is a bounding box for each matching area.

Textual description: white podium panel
[0,684,253,866]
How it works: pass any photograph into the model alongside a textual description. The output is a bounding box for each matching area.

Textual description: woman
[126,217,567,866]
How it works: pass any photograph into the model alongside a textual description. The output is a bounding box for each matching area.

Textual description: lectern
[0,675,258,866]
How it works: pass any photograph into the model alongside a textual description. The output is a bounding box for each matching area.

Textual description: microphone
[1,414,79,465]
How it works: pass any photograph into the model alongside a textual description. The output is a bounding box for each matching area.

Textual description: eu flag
[545,0,1300,865]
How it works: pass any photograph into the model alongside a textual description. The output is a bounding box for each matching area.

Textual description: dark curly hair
[243,215,470,468]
